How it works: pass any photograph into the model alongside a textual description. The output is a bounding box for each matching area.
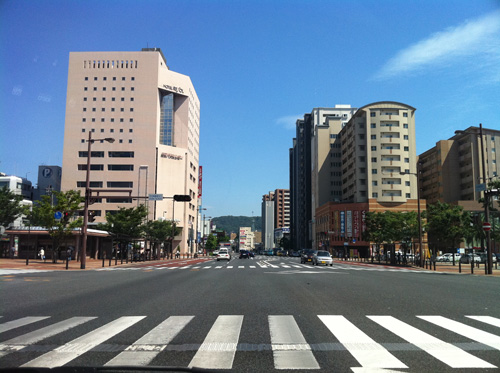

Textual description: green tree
[426,201,469,255]
[97,205,148,260]
[143,219,180,259]
[0,186,27,227]
[363,212,386,255]
[205,234,218,253]
[31,190,84,262]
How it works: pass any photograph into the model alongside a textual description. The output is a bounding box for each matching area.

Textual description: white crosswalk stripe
[368,316,495,368]
[21,316,145,368]
[1,314,497,370]
[269,315,320,369]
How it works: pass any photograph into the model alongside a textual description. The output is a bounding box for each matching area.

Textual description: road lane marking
[419,316,500,351]
[0,317,50,334]
[0,317,96,358]
[466,316,500,328]
[318,315,407,369]
[269,315,320,370]
[106,316,194,366]
[368,316,495,368]
[22,316,145,368]
[189,315,243,369]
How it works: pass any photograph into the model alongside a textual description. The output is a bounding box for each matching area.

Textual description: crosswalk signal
[88,210,96,223]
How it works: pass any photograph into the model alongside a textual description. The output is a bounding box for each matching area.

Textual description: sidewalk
[0,256,212,271]
[333,258,500,276]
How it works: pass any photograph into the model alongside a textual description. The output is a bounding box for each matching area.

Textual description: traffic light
[174,194,192,202]
[63,212,71,224]
[88,210,96,223]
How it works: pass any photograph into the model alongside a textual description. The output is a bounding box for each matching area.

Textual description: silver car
[313,250,333,266]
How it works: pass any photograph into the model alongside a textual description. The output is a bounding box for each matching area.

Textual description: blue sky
[1,0,499,218]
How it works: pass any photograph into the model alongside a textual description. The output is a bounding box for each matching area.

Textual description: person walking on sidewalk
[39,248,45,262]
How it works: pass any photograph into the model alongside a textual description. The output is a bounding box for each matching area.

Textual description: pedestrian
[39,247,45,262]
[176,249,180,259]
[66,248,72,261]
[11,246,16,258]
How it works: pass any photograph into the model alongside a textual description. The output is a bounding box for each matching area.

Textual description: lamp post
[81,131,114,269]
[401,164,424,267]
[197,207,207,255]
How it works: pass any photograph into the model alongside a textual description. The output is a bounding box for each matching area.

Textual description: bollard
[471,259,474,274]
[109,255,112,267]
[102,253,105,267]
[66,257,69,270]
[485,261,487,274]
[115,255,118,266]
[433,261,436,271]
[459,261,461,273]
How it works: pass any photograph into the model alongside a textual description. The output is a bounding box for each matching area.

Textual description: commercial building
[290,106,355,250]
[307,102,426,257]
[418,126,500,210]
[0,173,33,229]
[61,48,200,254]
[262,189,290,249]
[239,227,255,251]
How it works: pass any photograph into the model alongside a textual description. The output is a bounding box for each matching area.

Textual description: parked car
[313,250,333,266]
[300,249,317,264]
[216,248,231,261]
[478,253,497,263]
[436,253,461,262]
[459,254,481,264]
[239,250,250,259]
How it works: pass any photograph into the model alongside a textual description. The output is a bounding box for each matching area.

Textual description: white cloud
[276,114,303,130]
[373,10,500,80]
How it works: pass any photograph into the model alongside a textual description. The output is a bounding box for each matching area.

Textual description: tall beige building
[340,102,417,203]
[61,48,200,254]
[419,126,500,210]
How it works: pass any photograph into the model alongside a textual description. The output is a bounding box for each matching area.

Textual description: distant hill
[211,216,261,234]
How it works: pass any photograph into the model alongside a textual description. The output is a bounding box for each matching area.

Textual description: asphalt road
[1,255,499,372]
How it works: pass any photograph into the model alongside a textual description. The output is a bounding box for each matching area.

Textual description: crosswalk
[1,314,498,370]
[95,261,419,272]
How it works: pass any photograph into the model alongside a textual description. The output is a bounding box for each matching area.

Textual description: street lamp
[81,131,114,269]
[401,164,424,267]
[197,207,207,255]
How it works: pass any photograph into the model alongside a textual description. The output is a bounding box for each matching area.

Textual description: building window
[78,164,104,171]
[77,181,103,188]
[108,151,134,157]
[129,139,132,143]
[111,108,115,112]
[371,157,377,162]
[102,87,106,91]
[372,169,378,174]
[113,77,116,81]
[121,98,125,101]
[131,77,135,81]
[84,87,88,91]
[129,118,133,122]
[130,97,134,101]
[93,87,97,91]
[111,118,114,122]
[110,129,114,133]
[371,146,376,151]
[405,158,409,163]
[94,77,98,81]
[83,108,87,112]
[93,97,97,101]
[107,182,133,188]
[82,118,86,122]
[371,135,376,139]
[406,193,411,198]
[404,135,409,140]
[404,146,409,151]
[112,97,116,101]
[405,181,410,186]
[371,123,376,128]
[108,164,134,171]
[122,77,125,81]
[372,181,377,186]
[403,113,408,117]
[404,124,408,128]
[101,129,104,132]
[120,118,124,122]
[102,108,105,112]
[130,108,134,112]
[131,87,135,91]
[85,77,88,81]
[372,192,378,197]
[92,108,96,112]
[101,118,105,122]
[84,97,87,101]
[119,139,123,143]
[102,98,106,101]
[92,118,96,122]
[112,87,116,91]
[120,108,124,112]
[371,112,376,117]
[82,129,85,132]
[120,129,124,133]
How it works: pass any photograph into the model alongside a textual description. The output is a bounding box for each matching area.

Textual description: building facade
[261,193,274,250]
[61,48,200,254]
[419,126,500,210]
[33,165,62,202]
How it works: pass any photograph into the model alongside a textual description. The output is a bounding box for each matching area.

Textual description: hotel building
[61,48,200,254]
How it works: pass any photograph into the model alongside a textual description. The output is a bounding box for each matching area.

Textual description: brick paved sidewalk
[0,256,213,271]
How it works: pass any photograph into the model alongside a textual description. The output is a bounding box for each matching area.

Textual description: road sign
[54,211,63,220]
[475,183,486,192]
[483,222,491,231]
[148,194,164,201]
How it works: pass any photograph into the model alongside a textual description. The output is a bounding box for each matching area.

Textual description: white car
[217,248,231,261]
[436,253,461,262]
[313,250,333,266]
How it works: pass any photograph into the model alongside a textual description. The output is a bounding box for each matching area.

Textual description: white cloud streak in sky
[276,114,303,130]
[374,10,500,80]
